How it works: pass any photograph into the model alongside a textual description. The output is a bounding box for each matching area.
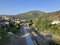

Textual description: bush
[0,27,9,45]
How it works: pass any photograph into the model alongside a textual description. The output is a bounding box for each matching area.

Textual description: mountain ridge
[0,10,60,20]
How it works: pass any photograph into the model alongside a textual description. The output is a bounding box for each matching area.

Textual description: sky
[0,0,60,15]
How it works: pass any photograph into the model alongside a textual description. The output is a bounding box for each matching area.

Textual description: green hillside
[48,10,60,20]
[13,10,60,20]
[0,10,60,20]
[13,11,46,20]
[33,10,60,45]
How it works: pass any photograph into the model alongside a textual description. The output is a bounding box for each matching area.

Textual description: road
[22,26,34,45]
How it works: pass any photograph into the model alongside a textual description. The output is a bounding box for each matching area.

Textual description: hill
[0,10,60,20]
[13,11,46,20]
[48,10,60,20]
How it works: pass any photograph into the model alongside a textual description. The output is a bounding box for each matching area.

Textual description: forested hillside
[48,10,60,20]
[14,11,46,20]
[0,11,46,20]
[0,10,60,20]
[33,10,60,45]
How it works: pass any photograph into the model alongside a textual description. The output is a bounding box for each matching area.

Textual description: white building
[51,20,60,24]
[2,16,9,20]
